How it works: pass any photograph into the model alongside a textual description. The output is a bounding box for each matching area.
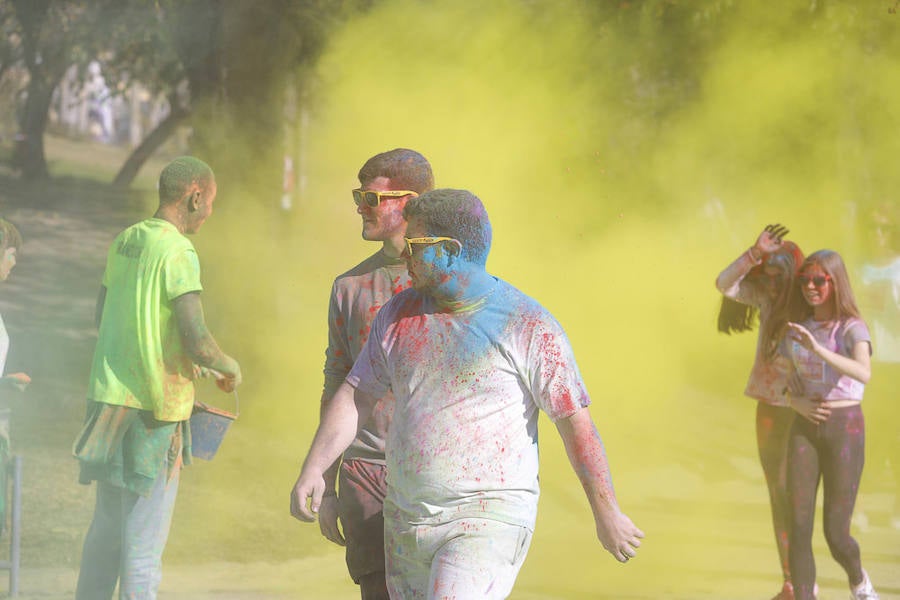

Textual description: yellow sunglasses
[352,189,418,208]
[404,236,462,256]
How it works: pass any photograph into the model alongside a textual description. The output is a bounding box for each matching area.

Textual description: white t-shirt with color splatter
[347,277,590,530]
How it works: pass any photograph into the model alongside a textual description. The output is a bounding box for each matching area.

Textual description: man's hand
[753,223,789,256]
[317,495,346,546]
[215,356,242,392]
[290,469,326,522]
[596,506,644,563]
[207,361,241,392]
[215,374,239,393]
[193,363,241,392]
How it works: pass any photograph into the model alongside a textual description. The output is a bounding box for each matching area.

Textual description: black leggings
[756,403,794,582]
[787,405,865,600]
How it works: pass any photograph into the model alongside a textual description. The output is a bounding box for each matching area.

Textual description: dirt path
[12,556,357,600]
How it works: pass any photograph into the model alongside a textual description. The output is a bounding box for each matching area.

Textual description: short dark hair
[0,218,23,251]
[158,156,215,206]
[358,149,434,194]
[404,189,492,266]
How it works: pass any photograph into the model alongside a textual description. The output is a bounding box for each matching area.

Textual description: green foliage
[99,2,182,99]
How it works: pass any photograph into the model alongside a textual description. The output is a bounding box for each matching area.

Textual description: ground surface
[0,139,897,599]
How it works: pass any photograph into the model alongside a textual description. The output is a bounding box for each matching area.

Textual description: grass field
[0,136,897,599]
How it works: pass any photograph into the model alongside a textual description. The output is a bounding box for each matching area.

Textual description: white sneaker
[850,570,879,600]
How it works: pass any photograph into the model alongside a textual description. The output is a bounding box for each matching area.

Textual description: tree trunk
[11,0,67,182]
[112,104,189,189]
[16,75,54,181]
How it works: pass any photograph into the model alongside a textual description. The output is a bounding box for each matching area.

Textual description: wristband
[747,246,763,263]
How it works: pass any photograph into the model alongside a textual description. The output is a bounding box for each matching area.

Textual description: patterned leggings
[787,405,865,600]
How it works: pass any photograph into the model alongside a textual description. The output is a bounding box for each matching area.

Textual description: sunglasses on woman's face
[798,274,831,287]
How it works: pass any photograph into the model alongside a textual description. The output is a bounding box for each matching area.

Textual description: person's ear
[443,239,462,264]
[187,189,201,211]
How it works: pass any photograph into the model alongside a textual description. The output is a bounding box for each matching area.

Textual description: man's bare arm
[291,383,376,522]
[172,292,241,386]
[555,406,644,562]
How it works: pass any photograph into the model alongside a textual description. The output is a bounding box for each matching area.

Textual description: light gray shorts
[385,515,532,600]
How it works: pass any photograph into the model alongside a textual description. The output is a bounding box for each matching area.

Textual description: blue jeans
[75,463,179,600]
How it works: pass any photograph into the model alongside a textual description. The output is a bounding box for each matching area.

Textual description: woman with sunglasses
[782,251,879,600]
[716,224,804,600]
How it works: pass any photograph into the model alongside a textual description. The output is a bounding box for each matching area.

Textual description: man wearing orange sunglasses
[297,148,433,600]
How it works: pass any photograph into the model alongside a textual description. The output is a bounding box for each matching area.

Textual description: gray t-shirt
[323,250,410,463]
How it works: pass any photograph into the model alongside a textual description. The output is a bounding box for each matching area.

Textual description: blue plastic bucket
[190,392,239,460]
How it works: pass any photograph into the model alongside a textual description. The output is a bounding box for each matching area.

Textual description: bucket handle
[198,389,239,417]
[215,389,241,418]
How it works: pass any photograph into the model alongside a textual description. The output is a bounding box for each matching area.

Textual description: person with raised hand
[716,223,807,600]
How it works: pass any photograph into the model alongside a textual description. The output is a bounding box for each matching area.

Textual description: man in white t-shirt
[291,189,643,598]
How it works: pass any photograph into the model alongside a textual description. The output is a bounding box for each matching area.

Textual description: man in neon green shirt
[74,156,241,600]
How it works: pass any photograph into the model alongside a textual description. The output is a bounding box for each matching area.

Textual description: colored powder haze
[171,2,900,597]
